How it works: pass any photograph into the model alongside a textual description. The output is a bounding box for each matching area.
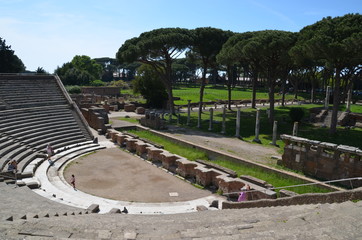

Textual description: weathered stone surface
[280,134,362,188]
[136,107,145,114]
[86,204,100,213]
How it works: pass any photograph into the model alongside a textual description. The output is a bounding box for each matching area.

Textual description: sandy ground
[164,125,281,166]
[64,147,212,203]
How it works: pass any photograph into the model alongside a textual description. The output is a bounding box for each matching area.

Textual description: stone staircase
[0,75,95,177]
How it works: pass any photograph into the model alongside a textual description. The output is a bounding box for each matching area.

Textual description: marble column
[253,108,261,143]
[221,106,226,134]
[208,108,213,131]
[293,121,299,136]
[187,100,191,126]
[235,107,241,138]
[271,120,278,146]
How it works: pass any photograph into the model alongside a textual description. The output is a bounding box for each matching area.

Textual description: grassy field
[127,129,331,194]
[127,130,208,161]
[173,85,299,105]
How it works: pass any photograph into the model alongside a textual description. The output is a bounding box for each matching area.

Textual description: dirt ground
[63,147,212,203]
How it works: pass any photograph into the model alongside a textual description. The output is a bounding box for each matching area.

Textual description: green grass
[212,159,331,194]
[127,129,332,194]
[118,117,139,124]
[127,130,208,161]
[173,85,300,105]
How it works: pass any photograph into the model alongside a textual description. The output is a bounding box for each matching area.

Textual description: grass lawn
[118,117,139,124]
[126,130,208,161]
[173,85,300,105]
[127,129,332,194]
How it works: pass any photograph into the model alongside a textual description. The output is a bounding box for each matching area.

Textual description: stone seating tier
[0,134,88,172]
[0,109,71,125]
[0,105,70,120]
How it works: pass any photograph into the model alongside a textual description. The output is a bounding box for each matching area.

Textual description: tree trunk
[198,66,207,122]
[251,72,257,108]
[227,65,232,110]
[281,78,286,106]
[329,68,341,135]
[165,62,175,114]
[268,79,275,124]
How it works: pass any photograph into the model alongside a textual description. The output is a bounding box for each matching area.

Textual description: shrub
[65,85,81,94]
[289,107,305,122]
[90,79,105,86]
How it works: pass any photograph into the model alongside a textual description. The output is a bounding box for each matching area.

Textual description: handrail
[54,74,94,139]
[223,177,362,196]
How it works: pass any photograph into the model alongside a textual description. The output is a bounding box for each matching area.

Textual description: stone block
[116,134,129,146]
[146,147,164,162]
[125,139,138,152]
[160,152,179,171]
[124,104,136,112]
[136,107,145,114]
[86,204,100,213]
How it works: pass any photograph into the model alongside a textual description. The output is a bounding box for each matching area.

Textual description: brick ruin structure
[139,111,167,130]
[280,134,362,188]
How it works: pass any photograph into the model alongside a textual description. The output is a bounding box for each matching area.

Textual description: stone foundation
[280,134,362,188]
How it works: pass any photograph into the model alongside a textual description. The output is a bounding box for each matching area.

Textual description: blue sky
[1,0,361,73]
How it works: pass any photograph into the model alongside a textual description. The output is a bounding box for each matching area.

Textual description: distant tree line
[116,13,362,135]
[0,37,25,73]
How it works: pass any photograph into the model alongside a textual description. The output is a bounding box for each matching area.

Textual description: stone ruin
[81,106,109,134]
[279,134,362,188]
[139,111,167,130]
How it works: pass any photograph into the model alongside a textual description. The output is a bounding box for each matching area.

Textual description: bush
[289,107,305,122]
[65,85,81,94]
[133,64,168,108]
[90,79,105,86]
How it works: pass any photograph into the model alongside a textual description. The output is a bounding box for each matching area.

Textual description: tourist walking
[46,143,54,160]
[70,174,76,189]
[238,184,250,202]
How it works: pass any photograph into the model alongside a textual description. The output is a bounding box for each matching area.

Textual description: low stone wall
[137,125,342,192]
[222,187,362,209]
[280,134,362,188]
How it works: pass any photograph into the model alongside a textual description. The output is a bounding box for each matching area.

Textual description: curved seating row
[0,75,94,176]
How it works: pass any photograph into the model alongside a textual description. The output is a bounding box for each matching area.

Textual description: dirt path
[161,125,281,166]
[63,147,212,203]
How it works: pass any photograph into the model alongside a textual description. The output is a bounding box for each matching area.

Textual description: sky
[1,0,361,73]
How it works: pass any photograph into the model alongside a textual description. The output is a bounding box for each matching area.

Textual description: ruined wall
[280,134,362,188]
[81,106,109,134]
[223,187,362,209]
